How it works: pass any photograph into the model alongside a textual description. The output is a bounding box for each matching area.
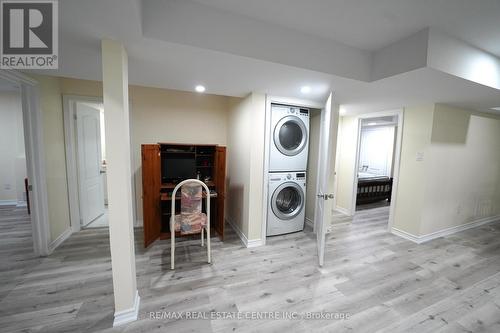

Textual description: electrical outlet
[3,184,11,190]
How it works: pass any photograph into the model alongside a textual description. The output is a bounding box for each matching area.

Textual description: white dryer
[269,104,309,172]
[267,171,306,236]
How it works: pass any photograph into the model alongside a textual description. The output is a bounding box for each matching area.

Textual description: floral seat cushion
[173,183,207,235]
[174,213,207,234]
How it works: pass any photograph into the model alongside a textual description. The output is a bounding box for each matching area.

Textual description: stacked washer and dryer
[267,104,310,236]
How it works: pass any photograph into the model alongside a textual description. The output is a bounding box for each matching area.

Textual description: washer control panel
[269,172,307,182]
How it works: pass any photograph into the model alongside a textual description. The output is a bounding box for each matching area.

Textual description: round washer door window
[271,182,304,220]
[274,116,307,156]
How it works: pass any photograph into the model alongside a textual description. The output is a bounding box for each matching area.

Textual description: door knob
[317,193,334,200]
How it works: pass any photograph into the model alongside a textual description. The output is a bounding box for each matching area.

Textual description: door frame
[261,95,327,245]
[0,69,51,256]
[350,109,404,231]
[63,95,104,233]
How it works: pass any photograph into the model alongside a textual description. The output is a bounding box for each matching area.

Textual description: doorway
[63,96,108,231]
[0,70,51,256]
[352,110,403,230]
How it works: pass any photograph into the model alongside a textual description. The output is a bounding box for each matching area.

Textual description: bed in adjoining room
[356,171,393,205]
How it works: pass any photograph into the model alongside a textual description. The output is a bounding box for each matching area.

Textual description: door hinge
[28,184,33,191]
[74,114,77,120]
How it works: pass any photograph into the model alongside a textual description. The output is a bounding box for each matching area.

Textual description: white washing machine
[269,104,309,172]
[267,171,306,236]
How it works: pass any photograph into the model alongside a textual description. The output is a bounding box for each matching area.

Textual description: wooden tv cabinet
[141,143,226,248]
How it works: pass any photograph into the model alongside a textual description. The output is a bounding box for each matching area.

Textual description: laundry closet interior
[264,99,323,239]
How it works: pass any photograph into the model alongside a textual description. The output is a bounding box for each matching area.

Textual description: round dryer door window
[271,182,304,220]
[274,116,307,156]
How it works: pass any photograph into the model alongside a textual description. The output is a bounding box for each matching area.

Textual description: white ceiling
[192,0,500,55]
[28,0,500,115]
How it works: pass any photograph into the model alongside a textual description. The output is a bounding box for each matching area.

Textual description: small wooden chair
[170,179,211,269]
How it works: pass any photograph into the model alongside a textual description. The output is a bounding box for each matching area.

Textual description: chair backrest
[181,183,202,215]
[171,179,211,235]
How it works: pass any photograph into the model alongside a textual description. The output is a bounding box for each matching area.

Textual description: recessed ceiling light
[490,107,500,111]
[367,122,378,126]
[300,86,311,94]
[195,85,206,93]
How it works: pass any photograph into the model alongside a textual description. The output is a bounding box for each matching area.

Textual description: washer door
[274,115,307,156]
[271,182,304,220]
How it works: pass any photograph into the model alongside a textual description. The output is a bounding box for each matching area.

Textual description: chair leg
[206,226,211,264]
[171,223,175,270]
[201,228,204,247]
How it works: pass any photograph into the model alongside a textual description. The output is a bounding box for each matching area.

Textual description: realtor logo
[1,0,58,69]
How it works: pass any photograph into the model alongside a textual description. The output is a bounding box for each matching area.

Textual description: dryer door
[273,116,307,156]
[271,182,304,220]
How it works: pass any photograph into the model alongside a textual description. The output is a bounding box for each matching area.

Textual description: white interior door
[76,103,105,226]
[313,93,339,266]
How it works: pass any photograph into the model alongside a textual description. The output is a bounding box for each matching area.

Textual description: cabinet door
[142,144,161,247]
[214,146,226,239]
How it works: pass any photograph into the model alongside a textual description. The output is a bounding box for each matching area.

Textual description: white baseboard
[0,200,18,206]
[135,219,143,227]
[226,218,264,248]
[48,227,72,253]
[16,201,27,207]
[247,238,265,247]
[392,215,500,244]
[334,206,352,216]
[113,290,140,327]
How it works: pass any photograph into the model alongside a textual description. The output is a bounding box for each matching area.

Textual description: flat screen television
[162,156,196,182]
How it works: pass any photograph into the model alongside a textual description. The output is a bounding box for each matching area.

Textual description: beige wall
[31,75,72,242]
[392,105,434,235]
[393,104,500,236]
[226,92,266,241]
[129,85,232,221]
[34,76,234,235]
[420,104,500,235]
[305,110,321,222]
[0,91,26,203]
[334,115,358,213]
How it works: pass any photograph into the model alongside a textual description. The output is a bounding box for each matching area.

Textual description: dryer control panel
[272,104,309,119]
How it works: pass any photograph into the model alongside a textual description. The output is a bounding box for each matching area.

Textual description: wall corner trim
[113,290,140,327]
[48,227,72,254]
[391,215,500,244]
[226,218,264,248]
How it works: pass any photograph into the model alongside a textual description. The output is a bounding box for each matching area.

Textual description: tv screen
[163,156,196,181]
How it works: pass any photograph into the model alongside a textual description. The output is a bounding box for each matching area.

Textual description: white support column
[101,39,140,327]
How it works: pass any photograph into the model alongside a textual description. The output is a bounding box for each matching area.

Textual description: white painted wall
[0,91,26,204]
[427,28,500,90]
[334,116,358,214]
[305,109,321,222]
[101,39,138,321]
[226,92,266,241]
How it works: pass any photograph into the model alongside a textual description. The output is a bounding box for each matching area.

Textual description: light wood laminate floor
[1,205,500,332]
